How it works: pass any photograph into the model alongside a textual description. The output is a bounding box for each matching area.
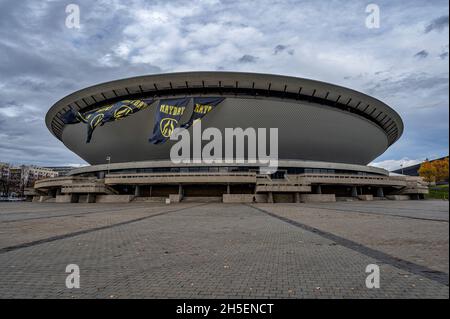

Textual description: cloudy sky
[0,0,448,170]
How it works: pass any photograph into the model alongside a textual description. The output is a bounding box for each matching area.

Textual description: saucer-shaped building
[34,72,427,203]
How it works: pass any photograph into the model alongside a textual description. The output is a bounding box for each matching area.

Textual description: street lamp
[106,156,111,175]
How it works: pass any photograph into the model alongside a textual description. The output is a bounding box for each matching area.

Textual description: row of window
[100,167,375,176]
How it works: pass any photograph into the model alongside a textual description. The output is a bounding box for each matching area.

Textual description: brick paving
[0,201,448,298]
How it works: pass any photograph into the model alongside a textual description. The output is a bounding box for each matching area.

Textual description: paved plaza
[0,200,448,298]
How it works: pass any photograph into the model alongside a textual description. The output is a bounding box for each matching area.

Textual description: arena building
[32,72,427,203]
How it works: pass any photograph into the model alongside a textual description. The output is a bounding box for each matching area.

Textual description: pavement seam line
[0,205,167,223]
[0,203,209,255]
[297,204,449,223]
[248,204,449,287]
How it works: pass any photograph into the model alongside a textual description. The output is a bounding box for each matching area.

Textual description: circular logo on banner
[160,118,178,138]
[114,105,133,120]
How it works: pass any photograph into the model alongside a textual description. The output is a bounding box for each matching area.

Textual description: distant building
[391,156,449,177]
[0,163,11,196]
[1,165,58,196]
[43,166,74,177]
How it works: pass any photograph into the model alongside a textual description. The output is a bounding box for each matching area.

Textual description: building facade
[33,72,427,203]
[1,164,58,197]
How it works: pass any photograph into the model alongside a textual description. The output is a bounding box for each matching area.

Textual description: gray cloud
[0,0,448,168]
[414,50,429,58]
[238,54,258,63]
[425,15,449,33]
[274,44,287,54]
[273,44,294,55]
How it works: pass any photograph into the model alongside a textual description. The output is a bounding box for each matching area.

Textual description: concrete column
[267,192,274,203]
[86,193,96,203]
[377,187,384,197]
[134,185,140,197]
[56,188,62,196]
[178,184,183,200]
[316,185,322,194]
[70,194,78,203]
[149,185,152,197]
[295,192,300,203]
[227,184,231,194]
[351,186,358,197]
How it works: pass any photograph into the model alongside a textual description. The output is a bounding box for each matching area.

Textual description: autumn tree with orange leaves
[419,158,449,184]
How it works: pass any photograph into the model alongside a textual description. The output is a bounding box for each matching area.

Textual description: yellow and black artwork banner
[62,98,154,143]
[149,98,189,144]
[180,97,225,129]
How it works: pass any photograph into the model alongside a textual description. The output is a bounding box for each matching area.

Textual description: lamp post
[106,156,111,175]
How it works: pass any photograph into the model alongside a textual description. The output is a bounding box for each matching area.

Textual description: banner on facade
[62,98,153,143]
[181,97,225,129]
[148,98,190,144]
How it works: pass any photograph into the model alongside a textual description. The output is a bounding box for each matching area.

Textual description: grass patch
[426,184,449,200]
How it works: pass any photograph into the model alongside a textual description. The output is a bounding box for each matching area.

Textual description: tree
[419,161,437,184]
[0,178,9,196]
[0,164,11,196]
[433,157,449,183]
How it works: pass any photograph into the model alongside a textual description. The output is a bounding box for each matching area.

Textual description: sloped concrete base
[223,194,255,203]
[56,194,78,203]
[35,196,54,203]
[300,194,336,203]
[254,194,268,203]
[183,197,222,202]
[132,197,166,203]
[358,195,374,201]
[386,195,411,200]
[169,194,183,203]
[95,195,134,203]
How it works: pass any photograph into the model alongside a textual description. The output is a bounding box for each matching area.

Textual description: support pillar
[351,186,358,197]
[86,193,96,203]
[178,184,184,200]
[227,184,231,194]
[149,185,152,197]
[316,185,322,194]
[295,192,300,203]
[70,194,78,203]
[267,192,274,203]
[377,187,384,198]
[134,185,140,197]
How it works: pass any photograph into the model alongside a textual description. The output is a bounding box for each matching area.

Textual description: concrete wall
[132,197,166,203]
[300,194,336,203]
[169,194,183,203]
[55,194,78,203]
[33,196,54,203]
[273,193,294,203]
[183,197,222,202]
[254,194,268,203]
[358,195,374,201]
[386,195,411,201]
[222,194,255,203]
[95,195,134,203]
